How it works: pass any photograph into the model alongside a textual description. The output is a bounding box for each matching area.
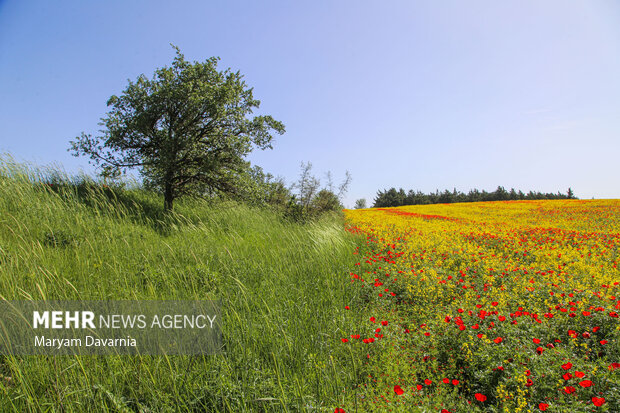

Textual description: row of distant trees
[371,186,576,208]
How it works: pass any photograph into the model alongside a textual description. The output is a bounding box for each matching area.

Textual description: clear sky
[1,0,619,206]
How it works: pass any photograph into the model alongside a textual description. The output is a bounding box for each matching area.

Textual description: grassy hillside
[0,159,368,412]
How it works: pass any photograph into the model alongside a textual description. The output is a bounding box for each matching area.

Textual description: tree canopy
[70,46,285,210]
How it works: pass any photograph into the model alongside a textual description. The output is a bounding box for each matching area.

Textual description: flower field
[342,200,620,412]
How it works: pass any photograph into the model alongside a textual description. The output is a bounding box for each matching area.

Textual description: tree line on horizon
[372,186,576,208]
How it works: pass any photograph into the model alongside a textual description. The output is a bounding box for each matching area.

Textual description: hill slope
[0,159,366,412]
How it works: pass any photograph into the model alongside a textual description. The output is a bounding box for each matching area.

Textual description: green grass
[0,158,368,412]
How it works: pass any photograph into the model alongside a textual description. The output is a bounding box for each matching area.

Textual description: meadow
[1,157,618,412]
[342,200,619,412]
[0,159,371,412]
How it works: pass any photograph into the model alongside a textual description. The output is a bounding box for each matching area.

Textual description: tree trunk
[164,182,174,212]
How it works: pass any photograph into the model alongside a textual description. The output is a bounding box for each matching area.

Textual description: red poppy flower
[562,373,572,380]
[600,340,608,345]
[574,371,585,378]
[341,338,349,343]
[424,379,432,386]
[493,337,503,344]
[492,301,498,306]
[416,384,423,390]
[563,386,576,394]
[533,338,541,344]
[536,346,544,354]
[381,320,388,326]
[498,315,506,321]
[592,397,605,407]
[477,333,484,339]
[335,409,346,413]
[561,363,573,370]
[442,378,450,384]
[609,362,620,370]
[539,403,549,411]
[369,317,376,323]
[475,393,487,402]
[579,380,593,387]
[526,378,533,387]
[394,385,404,395]
[452,379,459,385]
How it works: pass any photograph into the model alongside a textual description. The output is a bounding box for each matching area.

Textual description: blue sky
[1,0,619,206]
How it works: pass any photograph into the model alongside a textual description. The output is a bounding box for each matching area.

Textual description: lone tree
[70,46,285,211]
[354,198,367,209]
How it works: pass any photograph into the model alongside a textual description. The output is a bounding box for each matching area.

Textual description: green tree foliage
[242,165,291,209]
[288,162,351,221]
[294,162,321,211]
[310,189,342,215]
[373,186,577,207]
[354,198,367,209]
[70,45,285,211]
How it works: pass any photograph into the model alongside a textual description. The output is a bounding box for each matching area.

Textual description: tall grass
[0,157,368,412]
